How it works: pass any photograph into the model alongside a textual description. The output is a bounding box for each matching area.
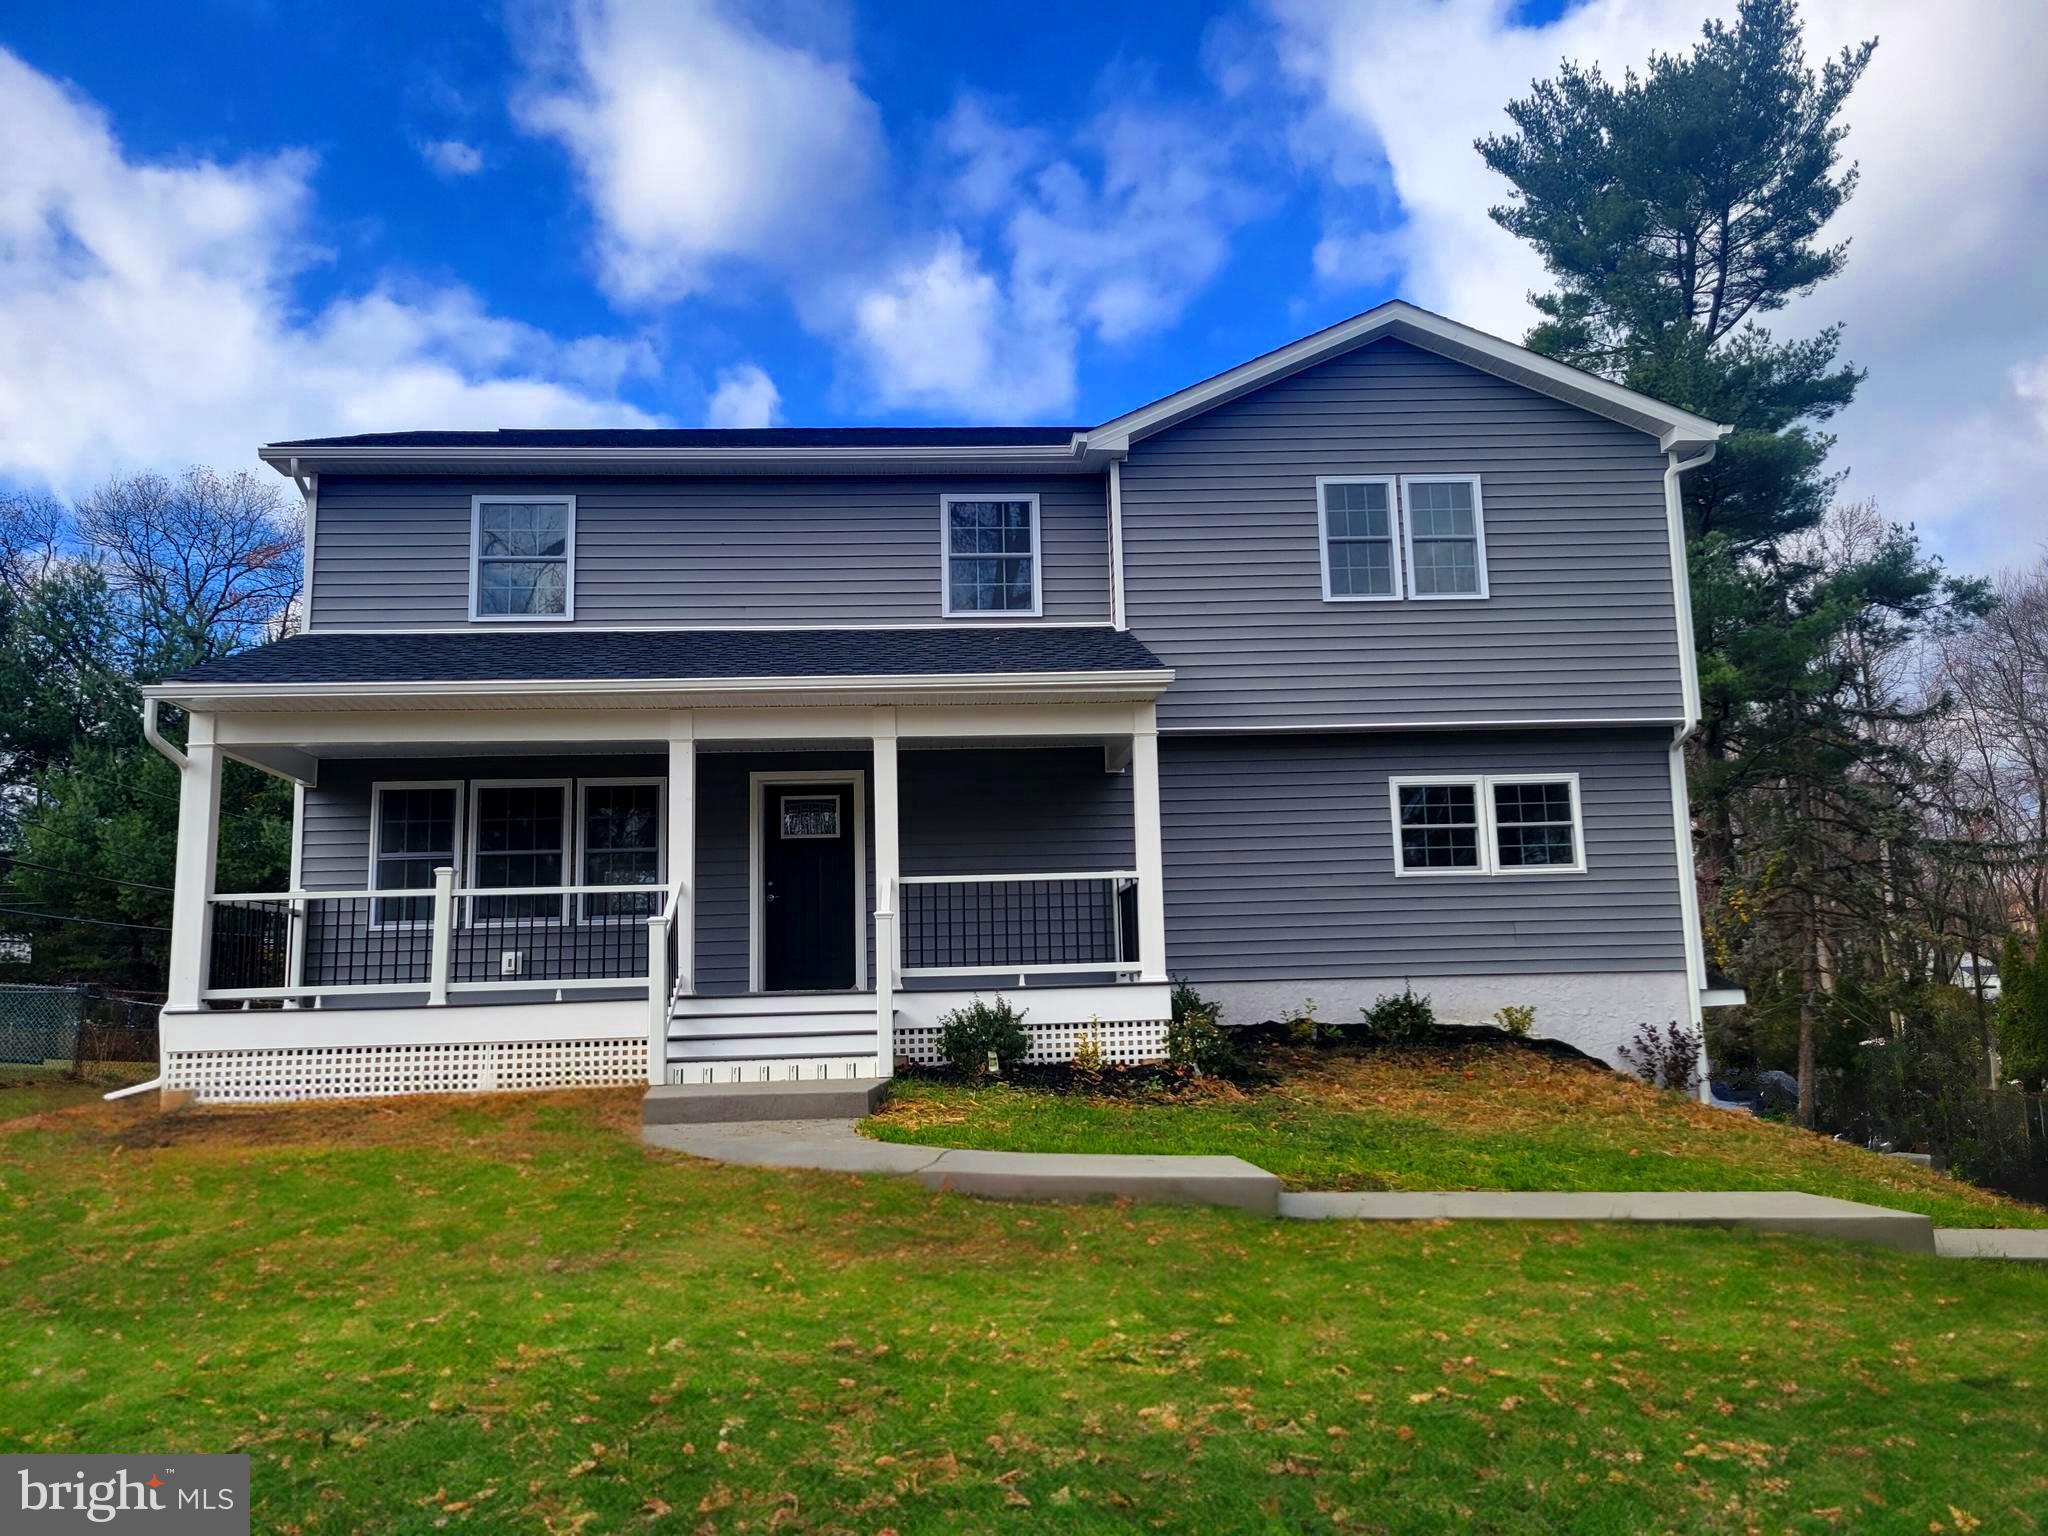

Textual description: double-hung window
[1317,473,1488,602]
[468,781,571,922]
[1318,476,1399,599]
[579,779,664,921]
[368,782,463,926]
[942,494,1041,615]
[1401,476,1487,598]
[1390,773,1584,876]
[471,496,575,620]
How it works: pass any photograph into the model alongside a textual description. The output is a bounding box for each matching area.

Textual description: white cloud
[419,138,484,177]
[1259,0,2048,570]
[836,92,1264,417]
[705,362,782,428]
[0,48,661,496]
[849,233,1074,419]
[514,0,884,304]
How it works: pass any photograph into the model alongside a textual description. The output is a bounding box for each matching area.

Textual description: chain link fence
[0,984,159,1085]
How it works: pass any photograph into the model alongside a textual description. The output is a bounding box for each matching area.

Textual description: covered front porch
[151,674,1174,1100]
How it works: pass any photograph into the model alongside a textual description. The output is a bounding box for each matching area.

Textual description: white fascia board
[1087,300,1729,455]
[142,667,1175,712]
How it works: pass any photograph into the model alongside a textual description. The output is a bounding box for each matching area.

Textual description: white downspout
[1664,442,1720,1100]
[119,697,187,1098]
[1107,457,1129,632]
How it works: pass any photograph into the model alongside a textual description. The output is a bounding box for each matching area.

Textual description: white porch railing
[643,871,691,1086]
[894,870,1142,982]
[204,870,667,1004]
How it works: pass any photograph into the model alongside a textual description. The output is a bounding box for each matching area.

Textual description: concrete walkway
[642,1111,2046,1259]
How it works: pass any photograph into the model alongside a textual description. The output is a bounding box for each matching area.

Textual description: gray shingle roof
[268,427,1080,450]
[165,627,1167,687]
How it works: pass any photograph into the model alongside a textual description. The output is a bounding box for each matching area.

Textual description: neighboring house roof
[259,301,1729,478]
[159,626,1169,688]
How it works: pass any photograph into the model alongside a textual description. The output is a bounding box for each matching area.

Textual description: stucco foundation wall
[1199,970,1694,1070]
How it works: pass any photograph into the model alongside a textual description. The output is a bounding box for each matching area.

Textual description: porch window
[580,778,664,921]
[1399,476,1487,598]
[469,781,570,921]
[471,496,574,619]
[368,782,462,926]
[1318,476,1398,600]
[942,494,1040,615]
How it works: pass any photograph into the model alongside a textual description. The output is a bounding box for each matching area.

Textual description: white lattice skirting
[165,1039,649,1104]
[895,1017,1167,1067]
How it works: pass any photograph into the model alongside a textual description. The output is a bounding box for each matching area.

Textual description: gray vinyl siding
[297,745,1131,995]
[310,475,1110,629]
[1159,728,1685,983]
[1121,338,1686,731]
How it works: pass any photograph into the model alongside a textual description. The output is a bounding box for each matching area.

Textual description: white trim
[576,776,666,924]
[465,778,572,924]
[1315,474,1401,603]
[163,996,642,1052]
[939,491,1044,618]
[1667,733,1708,996]
[297,466,318,634]
[1158,715,1681,734]
[367,779,465,929]
[1388,771,1586,877]
[1088,300,1728,454]
[265,442,1089,473]
[747,770,868,994]
[469,494,576,623]
[1398,474,1489,601]
[1107,459,1128,630]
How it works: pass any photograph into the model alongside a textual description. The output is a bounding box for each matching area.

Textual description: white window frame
[1316,474,1402,603]
[466,778,573,924]
[576,776,666,925]
[367,779,465,931]
[1389,771,1585,877]
[939,492,1043,618]
[469,495,577,622]
[1398,474,1489,601]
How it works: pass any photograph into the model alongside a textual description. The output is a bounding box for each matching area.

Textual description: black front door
[762,784,857,991]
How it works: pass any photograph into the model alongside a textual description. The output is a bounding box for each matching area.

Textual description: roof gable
[1087,301,1727,457]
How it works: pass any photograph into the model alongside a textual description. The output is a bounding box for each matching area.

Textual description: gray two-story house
[144,301,1728,1102]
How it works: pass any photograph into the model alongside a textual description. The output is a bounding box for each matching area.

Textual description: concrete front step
[1276,1190,1938,1253]
[644,1077,891,1126]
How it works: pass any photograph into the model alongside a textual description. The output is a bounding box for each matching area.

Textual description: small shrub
[1493,1004,1536,1039]
[1167,978,1234,1076]
[938,997,1030,1079]
[1283,996,1339,1046]
[1619,1019,1702,1093]
[1360,987,1434,1045]
[1072,1019,1104,1074]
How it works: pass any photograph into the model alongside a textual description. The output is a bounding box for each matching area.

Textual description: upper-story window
[1317,474,1488,603]
[1389,772,1585,876]
[471,496,575,621]
[942,493,1041,616]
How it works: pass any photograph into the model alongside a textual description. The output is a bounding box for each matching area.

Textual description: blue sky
[1,1,2042,570]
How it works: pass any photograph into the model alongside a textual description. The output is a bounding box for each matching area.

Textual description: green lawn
[863,1045,2048,1231]
[2,1085,2045,1533]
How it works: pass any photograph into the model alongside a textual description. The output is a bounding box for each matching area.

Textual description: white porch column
[1130,701,1169,983]
[165,713,223,1009]
[668,711,695,997]
[870,707,900,1075]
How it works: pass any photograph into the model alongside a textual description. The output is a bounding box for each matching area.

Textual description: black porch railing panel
[303,898,432,989]
[450,897,649,984]
[899,878,1127,971]
[208,899,293,992]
